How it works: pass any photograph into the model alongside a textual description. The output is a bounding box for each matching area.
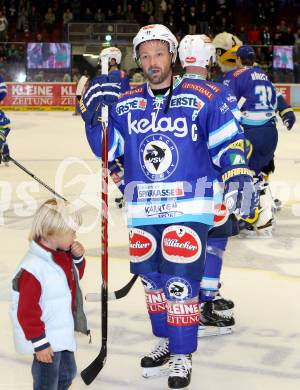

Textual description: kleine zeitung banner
[0,82,77,110]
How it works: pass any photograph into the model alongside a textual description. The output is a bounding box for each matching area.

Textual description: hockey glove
[279,109,296,130]
[0,126,10,149]
[222,166,257,219]
[80,75,121,125]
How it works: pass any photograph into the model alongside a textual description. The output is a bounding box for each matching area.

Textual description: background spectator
[0,11,8,41]
[44,8,55,35]
[94,8,105,23]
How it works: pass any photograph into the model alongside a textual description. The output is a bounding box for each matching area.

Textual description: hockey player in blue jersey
[100,47,129,208]
[80,24,256,389]
[0,75,10,166]
[0,109,11,166]
[178,34,238,338]
[221,45,295,236]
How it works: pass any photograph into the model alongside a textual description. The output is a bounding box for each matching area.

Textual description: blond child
[10,198,89,390]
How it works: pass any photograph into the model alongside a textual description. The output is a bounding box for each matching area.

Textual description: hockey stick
[81,54,110,386]
[8,156,137,302]
[8,156,67,201]
[85,274,138,302]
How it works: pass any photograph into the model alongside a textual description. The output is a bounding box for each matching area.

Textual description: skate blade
[238,229,273,239]
[197,325,234,338]
[142,365,169,378]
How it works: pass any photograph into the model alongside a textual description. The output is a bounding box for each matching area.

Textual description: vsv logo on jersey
[166,277,192,300]
[129,228,156,262]
[162,225,202,263]
[128,112,189,138]
[116,97,147,115]
[139,134,179,181]
[141,275,158,290]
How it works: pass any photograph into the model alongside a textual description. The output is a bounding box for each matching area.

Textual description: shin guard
[162,274,200,354]
[200,237,228,302]
[140,272,167,338]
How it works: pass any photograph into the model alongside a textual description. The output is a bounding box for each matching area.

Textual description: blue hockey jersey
[85,76,247,227]
[220,66,277,126]
[0,76,7,102]
[0,109,10,145]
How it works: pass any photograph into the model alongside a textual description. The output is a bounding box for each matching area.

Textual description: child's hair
[28,198,82,241]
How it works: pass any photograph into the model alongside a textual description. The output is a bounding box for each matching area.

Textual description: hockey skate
[141,338,170,378]
[212,293,234,318]
[0,151,9,167]
[2,154,9,167]
[168,354,192,389]
[242,174,277,238]
[239,219,273,238]
[198,301,235,338]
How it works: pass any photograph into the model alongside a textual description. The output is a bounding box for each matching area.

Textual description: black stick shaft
[9,156,67,201]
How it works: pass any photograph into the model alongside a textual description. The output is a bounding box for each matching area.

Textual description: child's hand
[71,241,85,258]
[35,346,54,363]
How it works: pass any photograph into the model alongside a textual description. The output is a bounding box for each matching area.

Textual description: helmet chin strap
[164,56,175,114]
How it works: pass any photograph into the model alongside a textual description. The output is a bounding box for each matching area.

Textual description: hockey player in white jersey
[80,24,256,389]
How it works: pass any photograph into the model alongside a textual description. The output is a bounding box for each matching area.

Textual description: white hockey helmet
[179,34,216,68]
[133,24,178,62]
[100,47,122,64]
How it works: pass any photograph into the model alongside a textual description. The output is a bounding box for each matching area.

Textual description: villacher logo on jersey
[129,228,156,262]
[162,226,202,263]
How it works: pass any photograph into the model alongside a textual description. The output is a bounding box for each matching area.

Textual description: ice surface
[1,111,300,389]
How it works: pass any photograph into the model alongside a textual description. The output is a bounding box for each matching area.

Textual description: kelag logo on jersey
[116,97,147,115]
[128,112,188,137]
[169,93,204,110]
[139,134,179,181]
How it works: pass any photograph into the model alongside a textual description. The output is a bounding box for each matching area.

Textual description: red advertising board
[275,85,291,105]
[0,82,77,110]
[0,82,295,110]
